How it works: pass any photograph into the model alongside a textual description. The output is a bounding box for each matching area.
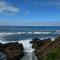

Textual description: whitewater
[0,39,38,60]
[0,38,55,60]
[0,31,56,36]
[0,26,59,60]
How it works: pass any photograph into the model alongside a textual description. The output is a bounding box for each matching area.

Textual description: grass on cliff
[44,47,60,60]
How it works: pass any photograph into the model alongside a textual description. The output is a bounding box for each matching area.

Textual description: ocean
[0,26,60,60]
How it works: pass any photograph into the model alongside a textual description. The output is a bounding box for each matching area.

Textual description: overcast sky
[0,0,60,26]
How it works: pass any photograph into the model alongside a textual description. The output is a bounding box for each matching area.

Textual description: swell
[0,30,59,36]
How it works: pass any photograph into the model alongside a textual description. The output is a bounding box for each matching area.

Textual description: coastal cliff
[0,42,24,60]
[30,37,60,60]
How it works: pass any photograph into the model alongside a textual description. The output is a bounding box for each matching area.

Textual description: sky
[0,0,60,26]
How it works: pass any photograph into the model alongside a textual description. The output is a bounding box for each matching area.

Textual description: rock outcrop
[30,38,51,49]
[30,38,54,60]
[0,42,24,60]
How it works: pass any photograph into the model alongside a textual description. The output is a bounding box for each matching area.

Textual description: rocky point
[0,42,24,60]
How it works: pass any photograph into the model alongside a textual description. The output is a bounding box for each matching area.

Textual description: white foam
[0,31,52,37]
[27,32,32,34]
[32,32,51,34]
[0,37,55,53]
[0,39,34,52]
[51,38,55,41]
[0,40,17,44]
[19,40,34,52]
[0,32,27,36]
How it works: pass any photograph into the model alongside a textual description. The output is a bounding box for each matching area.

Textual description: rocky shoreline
[30,37,60,60]
[0,42,24,60]
[0,37,60,60]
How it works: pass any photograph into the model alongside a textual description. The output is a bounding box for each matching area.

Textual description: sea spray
[19,40,38,60]
[0,39,55,60]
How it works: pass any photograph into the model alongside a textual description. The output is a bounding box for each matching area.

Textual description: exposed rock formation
[0,42,24,60]
[30,38,51,49]
[30,38,60,60]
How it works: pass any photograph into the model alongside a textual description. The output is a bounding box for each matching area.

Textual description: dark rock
[30,38,51,49]
[30,38,52,60]
[31,37,60,60]
[0,42,24,60]
[30,38,40,43]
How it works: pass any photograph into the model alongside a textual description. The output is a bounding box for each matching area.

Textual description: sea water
[0,26,60,60]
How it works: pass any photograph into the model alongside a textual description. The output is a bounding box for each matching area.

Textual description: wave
[0,37,55,52]
[32,32,51,34]
[55,30,60,34]
[0,32,26,36]
[0,31,57,37]
[0,39,34,52]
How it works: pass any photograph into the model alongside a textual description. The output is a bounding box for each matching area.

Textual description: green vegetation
[44,47,60,60]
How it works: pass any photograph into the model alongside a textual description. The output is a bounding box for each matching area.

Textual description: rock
[30,38,51,49]
[30,38,52,60]
[0,42,24,60]
[30,38,40,43]
[31,37,60,60]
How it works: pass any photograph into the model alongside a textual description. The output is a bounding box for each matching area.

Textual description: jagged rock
[31,37,60,60]
[30,38,51,49]
[0,42,24,60]
[30,38,52,60]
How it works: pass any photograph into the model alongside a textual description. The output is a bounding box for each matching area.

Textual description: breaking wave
[0,31,59,36]
[0,39,34,52]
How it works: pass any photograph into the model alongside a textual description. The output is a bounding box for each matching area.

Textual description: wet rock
[0,42,24,60]
[31,37,60,60]
[30,38,52,60]
[30,38,51,49]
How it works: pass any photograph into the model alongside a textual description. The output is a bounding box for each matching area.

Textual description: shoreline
[0,36,60,60]
[30,37,60,60]
[0,42,24,60]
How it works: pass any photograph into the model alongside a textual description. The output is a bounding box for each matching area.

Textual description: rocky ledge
[30,38,52,60]
[0,42,24,60]
[30,37,60,60]
[30,38,51,49]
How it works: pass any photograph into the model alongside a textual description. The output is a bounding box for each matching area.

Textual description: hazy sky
[0,0,60,26]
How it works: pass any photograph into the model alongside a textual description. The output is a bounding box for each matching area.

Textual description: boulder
[30,38,51,49]
[31,37,60,60]
[0,42,24,60]
[30,38,52,60]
